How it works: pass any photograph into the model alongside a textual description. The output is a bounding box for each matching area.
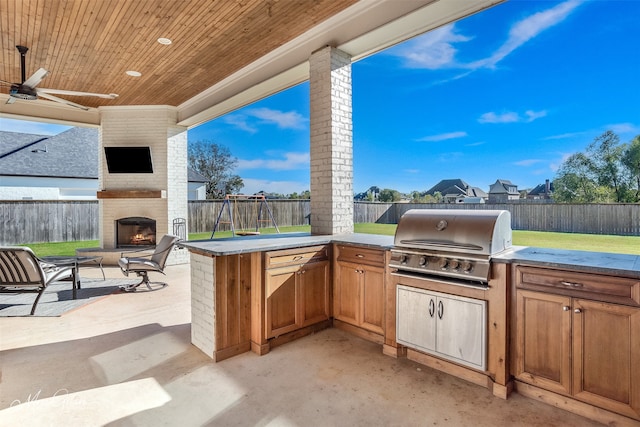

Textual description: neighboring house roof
[425,179,469,197]
[0,128,99,179]
[0,128,207,182]
[188,168,209,183]
[529,181,554,197]
[489,179,519,195]
[425,179,487,198]
[468,187,488,198]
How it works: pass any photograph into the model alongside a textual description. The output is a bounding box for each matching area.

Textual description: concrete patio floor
[0,264,604,426]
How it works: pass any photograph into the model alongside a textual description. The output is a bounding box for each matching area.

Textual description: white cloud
[468,0,583,70]
[514,159,543,167]
[525,110,548,122]
[223,114,257,133]
[240,178,309,195]
[479,110,547,124]
[394,24,472,69]
[465,141,486,147]
[237,152,309,171]
[0,118,72,135]
[543,131,586,140]
[391,0,583,75]
[478,111,519,124]
[606,122,640,135]
[416,131,468,142]
[246,108,307,129]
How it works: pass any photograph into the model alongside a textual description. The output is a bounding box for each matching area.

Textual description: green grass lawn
[16,223,640,256]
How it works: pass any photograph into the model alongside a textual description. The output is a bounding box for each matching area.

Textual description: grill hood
[394,209,512,256]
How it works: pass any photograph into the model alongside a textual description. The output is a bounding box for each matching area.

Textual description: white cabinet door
[396,284,487,371]
[397,285,436,353]
[435,294,486,370]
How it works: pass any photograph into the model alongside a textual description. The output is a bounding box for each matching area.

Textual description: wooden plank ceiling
[0,0,358,109]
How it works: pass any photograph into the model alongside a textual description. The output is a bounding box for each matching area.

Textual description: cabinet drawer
[337,245,385,266]
[515,265,640,307]
[265,245,328,269]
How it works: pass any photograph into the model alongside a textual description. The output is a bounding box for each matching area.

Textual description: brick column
[309,46,354,235]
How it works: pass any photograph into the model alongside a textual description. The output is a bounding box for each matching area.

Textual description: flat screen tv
[104,146,153,173]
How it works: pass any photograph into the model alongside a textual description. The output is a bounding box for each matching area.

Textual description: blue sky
[2,0,639,196]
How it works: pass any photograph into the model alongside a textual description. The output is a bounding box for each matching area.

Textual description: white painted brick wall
[99,106,189,264]
[190,252,216,358]
[309,46,354,235]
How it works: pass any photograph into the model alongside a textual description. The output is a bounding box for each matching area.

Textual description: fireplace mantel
[97,190,166,199]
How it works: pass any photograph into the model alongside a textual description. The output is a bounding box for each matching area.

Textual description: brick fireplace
[79,106,189,266]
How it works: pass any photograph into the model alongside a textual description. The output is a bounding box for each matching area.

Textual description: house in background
[0,128,208,200]
[425,179,488,203]
[488,179,520,203]
[527,179,554,200]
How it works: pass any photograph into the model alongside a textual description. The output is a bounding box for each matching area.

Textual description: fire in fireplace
[116,217,157,248]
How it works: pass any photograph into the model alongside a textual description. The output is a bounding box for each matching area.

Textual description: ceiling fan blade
[37,88,118,99]
[23,68,49,88]
[37,91,90,111]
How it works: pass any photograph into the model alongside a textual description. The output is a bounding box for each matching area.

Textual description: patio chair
[0,246,74,315]
[118,234,180,292]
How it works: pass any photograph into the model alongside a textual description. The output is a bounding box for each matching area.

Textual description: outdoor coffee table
[40,255,105,299]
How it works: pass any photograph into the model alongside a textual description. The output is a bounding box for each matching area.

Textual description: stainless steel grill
[390,209,512,285]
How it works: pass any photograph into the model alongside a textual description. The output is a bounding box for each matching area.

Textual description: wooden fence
[0,201,99,245]
[0,200,638,244]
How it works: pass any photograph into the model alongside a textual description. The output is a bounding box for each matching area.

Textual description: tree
[622,135,640,202]
[588,131,629,202]
[188,140,243,199]
[378,188,402,202]
[552,131,640,203]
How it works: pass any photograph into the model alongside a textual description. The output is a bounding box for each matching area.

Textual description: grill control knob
[437,257,448,269]
[449,259,459,270]
[419,256,428,266]
[460,260,473,272]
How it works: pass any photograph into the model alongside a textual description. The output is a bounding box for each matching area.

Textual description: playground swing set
[211,194,280,238]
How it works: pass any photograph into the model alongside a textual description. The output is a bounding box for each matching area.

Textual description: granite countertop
[180,233,640,278]
[494,246,640,278]
[180,232,394,256]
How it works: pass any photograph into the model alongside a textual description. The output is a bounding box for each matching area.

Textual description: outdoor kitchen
[181,209,640,425]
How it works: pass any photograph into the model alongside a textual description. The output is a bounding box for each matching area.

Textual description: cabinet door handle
[562,306,570,311]
[356,254,365,258]
[437,300,444,319]
[428,299,435,317]
[574,308,582,313]
[292,255,304,261]
[560,281,583,288]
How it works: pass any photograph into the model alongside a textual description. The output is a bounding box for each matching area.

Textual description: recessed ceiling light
[157,37,172,45]
[126,70,142,77]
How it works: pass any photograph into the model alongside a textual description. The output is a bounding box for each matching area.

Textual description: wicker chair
[118,234,179,292]
[0,246,74,315]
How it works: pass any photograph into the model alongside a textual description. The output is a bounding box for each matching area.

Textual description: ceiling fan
[0,45,118,110]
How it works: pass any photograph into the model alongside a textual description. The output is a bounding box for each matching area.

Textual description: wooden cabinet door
[334,261,360,326]
[435,294,486,370]
[515,290,572,395]
[572,299,640,420]
[361,265,385,334]
[265,265,299,338]
[397,285,436,353]
[300,260,330,327]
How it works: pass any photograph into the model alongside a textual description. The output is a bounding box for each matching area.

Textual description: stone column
[309,46,354,235]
